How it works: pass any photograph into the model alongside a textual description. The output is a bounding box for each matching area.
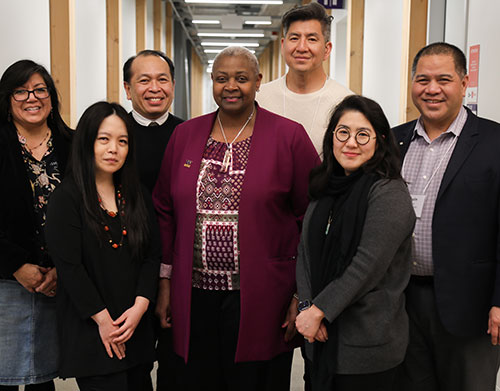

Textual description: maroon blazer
[153,105,319,362]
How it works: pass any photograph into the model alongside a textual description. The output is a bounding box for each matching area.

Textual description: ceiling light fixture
[205,48,256,53]
[198,32,264,38]
[192,20,220,24]
[244,20,272,25]
[187,0,282,4]
[201,42,260,47]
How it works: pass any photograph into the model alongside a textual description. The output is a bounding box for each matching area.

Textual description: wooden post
[165,2,173,58]
[154,0,163,50]
[400,0,428,123]
[107,0,122,102]
[49,0,76,127]
[346,0,365,94]
[136,0,147,52]
[190,47,204,117]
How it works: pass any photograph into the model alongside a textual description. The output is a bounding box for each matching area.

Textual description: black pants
[175,288,293,391]
[332,367,397,391]
[76,364,151,391]
[156,326,177,391]
[0,382,54,391]
[396,278,500,391]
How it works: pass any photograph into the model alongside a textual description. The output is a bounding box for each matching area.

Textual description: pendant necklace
[18,129,50,154]
[98,187,127,249]
[217,105,255,172]
[325,210,333,236]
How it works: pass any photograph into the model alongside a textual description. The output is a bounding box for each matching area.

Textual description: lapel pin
[184,159,192,168]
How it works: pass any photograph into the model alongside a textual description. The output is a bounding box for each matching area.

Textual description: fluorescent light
[187,0,282,4]
[198,32,264,38]
[207,67,213,73]
[201,42,259,47]
[208,59,215,63]
[244,20,272,25]
[192,20,220,24]
[205,48,255,53]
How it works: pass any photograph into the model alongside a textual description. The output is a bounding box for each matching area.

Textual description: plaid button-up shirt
[401,106,468,276]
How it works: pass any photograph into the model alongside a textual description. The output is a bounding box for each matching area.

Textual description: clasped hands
[295,304,328,343]
[92,296,149,360]
[13,263,57,297]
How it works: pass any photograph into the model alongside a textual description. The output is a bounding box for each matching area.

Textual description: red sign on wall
[466,44,480,114]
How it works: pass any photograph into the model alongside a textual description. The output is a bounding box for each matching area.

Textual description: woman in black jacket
[0,60,72,391]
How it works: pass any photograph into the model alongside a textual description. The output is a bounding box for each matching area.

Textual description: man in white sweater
[256,2,351,156]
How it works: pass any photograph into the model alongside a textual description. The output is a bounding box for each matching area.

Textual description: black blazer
[0,121,71,279]
[393,107,500,337]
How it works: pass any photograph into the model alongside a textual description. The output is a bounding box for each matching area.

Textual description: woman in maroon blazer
[153,46,319,390]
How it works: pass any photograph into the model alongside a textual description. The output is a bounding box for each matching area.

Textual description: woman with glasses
[0,60,72,390]
[295,95,416,391]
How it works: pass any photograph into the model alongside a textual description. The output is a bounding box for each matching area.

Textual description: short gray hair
[212,46,260,78]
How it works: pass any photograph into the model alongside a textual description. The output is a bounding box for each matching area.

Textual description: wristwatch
[298,300,312,312]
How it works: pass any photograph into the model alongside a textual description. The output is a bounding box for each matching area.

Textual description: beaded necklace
[98,187,127,249]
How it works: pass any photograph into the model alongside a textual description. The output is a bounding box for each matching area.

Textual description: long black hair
[309,95,401,199]
[0,59,71,136]
[70,101,149,256]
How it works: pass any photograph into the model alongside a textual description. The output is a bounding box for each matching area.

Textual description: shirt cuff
[160,263,172,279]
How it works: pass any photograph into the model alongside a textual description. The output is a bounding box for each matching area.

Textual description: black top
[131,112,184,193]
[0,121,71,279]
[45,178,161,377]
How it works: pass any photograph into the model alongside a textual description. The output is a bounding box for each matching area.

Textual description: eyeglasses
[334,128,375,146]
[12,87,50,102]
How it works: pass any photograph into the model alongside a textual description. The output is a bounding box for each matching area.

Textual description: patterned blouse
[192,136,252,291]
[18,133,61,266]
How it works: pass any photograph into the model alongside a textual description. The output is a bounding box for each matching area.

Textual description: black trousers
[76,364,151,391]
[175,288,293,391]
[0,381,54,391]
[156,326,178,391]
[332,367,397,391]
[396,278,500,391]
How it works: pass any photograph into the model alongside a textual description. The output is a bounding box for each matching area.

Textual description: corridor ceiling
[169,0,302,67]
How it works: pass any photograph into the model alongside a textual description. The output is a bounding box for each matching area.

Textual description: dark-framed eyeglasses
[334,128,376,146]
[12,87,50,102]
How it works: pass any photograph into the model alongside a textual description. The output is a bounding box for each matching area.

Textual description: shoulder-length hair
[70,101,149,256]
[0,59,71,136]
[309,95,401,199]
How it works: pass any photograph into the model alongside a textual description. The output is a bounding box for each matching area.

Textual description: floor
[32,349,305,391]
[21,350,500,390]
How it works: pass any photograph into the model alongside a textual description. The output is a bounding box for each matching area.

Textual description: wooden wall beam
[346,0,365,94]
[272,37,281,80]
[190,47,204,118]
[107,0,122,102]
[400,0,428,123]
[154,0,163,50]
[49,0,76,127]
[136,0,147,52]
[165,2,173,58]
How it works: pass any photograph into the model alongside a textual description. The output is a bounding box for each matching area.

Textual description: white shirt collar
[131,110,170,126]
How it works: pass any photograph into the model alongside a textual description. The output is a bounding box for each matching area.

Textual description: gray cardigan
[296,178,416,374]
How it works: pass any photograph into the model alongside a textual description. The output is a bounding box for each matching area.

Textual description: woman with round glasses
[0,60,72,390]
[295,95,416,391]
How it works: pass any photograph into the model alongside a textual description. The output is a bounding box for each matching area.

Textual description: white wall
[466,0,500,122]
[331,9,348,87]
[122,0,137,112]
[427,0,446,43]
[0,0,51,74]
[362,0,403,127]
[75,0,107,121]
[444,0,468,52]
[147,0,155,49]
